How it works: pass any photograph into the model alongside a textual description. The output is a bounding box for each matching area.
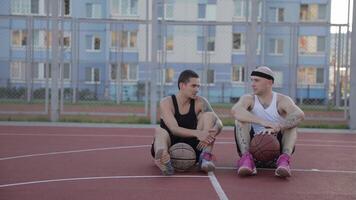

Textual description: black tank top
[160,95,198,133]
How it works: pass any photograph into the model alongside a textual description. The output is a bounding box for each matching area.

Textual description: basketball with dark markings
[169,143,196,171]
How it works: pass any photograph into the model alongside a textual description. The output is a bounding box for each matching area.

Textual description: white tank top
[251,92,285,134]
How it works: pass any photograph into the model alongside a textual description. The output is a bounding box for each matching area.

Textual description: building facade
[0,0,331,103]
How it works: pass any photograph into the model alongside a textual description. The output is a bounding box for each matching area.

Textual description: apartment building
[0,0,331,103]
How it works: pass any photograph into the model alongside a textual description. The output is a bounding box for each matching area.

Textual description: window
[158,0,174,19]
[166,26,174,51]
[234,0,262,21]
[32,63,70,80]
[12,30,27,48]
[86,35,101,51]
[111,31,138,49]
[232,65,244,82]
[197,26,215,52]
[300,4,327,21]
[256,34,261,54]
[61,63,71,80]
[299,36,326,54]
[85,67,100,83]
[273,71,283,87]
[198,2,216,20]
[64,0,70,15]
[111,0,138,16]
[298,67,324,85]
[110,63,137,81]
[233,33,245,52]
[62,32,71,48]
[33,30,46,48]
[269,38,284,55]
[11,0,44,15]
[47,0,70,16]
[86,3,102,18]
[158,26,174,51]
[33,63,47,80]
[165,68,174,83]
[207,69,214,84]
[234,0,247,19]
[10,62,26,80]
[270,7,284,22]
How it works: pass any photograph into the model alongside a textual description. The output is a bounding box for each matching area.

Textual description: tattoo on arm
[280,111,303,130]
[235,123,249,153]
[213,118,223,134]
[202,98,213,112]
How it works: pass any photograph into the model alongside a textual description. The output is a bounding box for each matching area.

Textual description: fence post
[50,0,60,121]
[150,0,158,124]
[349,0,356,130]
[245,0,258,94]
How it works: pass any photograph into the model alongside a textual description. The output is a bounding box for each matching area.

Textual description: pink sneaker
[237,152,257,176]
[275,153,291,177]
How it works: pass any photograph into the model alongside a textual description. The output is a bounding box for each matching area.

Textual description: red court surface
[0,124,356,200]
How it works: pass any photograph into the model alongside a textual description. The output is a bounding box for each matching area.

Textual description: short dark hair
[177,70,199,89]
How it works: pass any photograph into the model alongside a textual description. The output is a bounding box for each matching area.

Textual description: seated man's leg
[196,112,219,172]
[152,127,174,175]
[275,127,297,177]
[235,120,257,176]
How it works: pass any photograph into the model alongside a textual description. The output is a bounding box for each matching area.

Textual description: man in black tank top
[151,70,223,175]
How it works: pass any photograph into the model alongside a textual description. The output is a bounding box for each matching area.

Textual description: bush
[0,87,26,99]
[78,88,96,100]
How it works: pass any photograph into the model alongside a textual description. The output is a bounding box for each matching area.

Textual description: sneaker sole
[201,163,215,173]
[155,149,174,176]
[237,167,257,176]
[275,167,291,177]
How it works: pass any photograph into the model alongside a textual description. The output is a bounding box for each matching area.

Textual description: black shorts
[150,130,201,162]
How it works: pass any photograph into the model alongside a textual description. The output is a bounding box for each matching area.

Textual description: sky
[331,0,353,27]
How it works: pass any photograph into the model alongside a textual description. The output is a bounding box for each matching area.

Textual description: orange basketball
[249,134,280,162]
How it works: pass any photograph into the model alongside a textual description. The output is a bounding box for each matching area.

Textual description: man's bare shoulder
[196,95,209,104]
[239,94,254,103]
[276,93,294,104]
[195,96,213,112]
[160,96,173,108]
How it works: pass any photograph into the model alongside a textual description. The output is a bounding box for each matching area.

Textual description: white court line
[0,145,150,161]
[216,166,356,174]
[0,175,208,188]
[297,139,356,144]
[215,141,356,148]
[0,133,356,148]
[1,142,355,162]
[208,172,229,200]
[0,133,152,138]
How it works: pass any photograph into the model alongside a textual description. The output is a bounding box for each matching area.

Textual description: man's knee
[198,112,216,124]
[154,127,170,140]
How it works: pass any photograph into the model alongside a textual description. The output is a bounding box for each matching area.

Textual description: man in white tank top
[231,66,305,178]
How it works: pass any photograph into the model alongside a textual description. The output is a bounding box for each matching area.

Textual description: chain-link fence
[0,0,352,126]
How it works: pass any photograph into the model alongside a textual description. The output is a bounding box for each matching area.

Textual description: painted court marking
[0,133,152,138]
[0,145,150,161]
[0,175,208,188]
[208,172,229,200]
[216,166,356,174]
